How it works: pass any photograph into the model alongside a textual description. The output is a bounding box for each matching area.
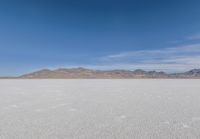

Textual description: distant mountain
[16,67,197,79]
[19,67,170,79]
[184,69,200,75]
[173,69,200,78]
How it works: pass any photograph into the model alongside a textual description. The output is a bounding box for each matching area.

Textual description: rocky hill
[17,67,200,79]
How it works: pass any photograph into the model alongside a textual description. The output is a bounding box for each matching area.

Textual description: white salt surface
[0,79,200,139]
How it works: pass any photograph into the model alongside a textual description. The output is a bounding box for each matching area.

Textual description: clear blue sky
[1,0,200,75]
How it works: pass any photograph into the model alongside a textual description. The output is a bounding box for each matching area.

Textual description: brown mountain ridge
[16,67,200,79]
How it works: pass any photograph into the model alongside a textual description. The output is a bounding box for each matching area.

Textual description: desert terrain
[0,79,200,139]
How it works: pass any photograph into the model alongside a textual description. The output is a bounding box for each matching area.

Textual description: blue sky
[0,0,200,75]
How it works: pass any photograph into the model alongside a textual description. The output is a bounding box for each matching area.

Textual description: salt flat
[0,79,200,139]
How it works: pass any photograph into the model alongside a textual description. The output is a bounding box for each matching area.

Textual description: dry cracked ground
[0,79,200,139]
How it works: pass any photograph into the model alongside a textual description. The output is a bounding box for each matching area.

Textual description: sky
[0,0,200,76]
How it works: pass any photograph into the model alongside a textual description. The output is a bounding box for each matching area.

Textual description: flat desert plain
[0,79,200,139]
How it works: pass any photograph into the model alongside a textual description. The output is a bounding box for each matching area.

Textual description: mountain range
[9,67,200,79]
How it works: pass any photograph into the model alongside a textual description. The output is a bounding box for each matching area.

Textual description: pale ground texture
[0,80,200,139]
